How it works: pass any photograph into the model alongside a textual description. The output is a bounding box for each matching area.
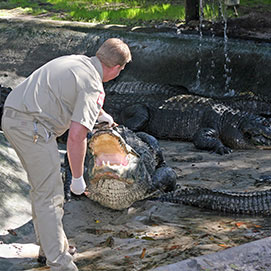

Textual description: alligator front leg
[193,128,232,155]
[151,165,177,193]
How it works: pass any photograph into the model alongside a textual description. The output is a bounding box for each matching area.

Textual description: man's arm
[67,121,88,178]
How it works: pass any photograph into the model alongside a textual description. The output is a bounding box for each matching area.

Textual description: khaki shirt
[4,55,104,136]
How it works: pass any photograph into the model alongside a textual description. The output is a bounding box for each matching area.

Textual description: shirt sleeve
[71,87,105,131]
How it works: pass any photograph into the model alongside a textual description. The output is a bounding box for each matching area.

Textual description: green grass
[0,0,270,26]
[0,0,186,25]
[52,2,186,24]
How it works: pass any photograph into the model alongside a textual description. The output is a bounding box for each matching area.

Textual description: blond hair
[96,38,132,67]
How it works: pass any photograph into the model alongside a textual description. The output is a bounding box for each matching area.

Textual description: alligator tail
[156,187,271,215]
[63,153,72,201]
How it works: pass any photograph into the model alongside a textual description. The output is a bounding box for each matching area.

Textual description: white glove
[70,176,86,195]
[97,111,114,127]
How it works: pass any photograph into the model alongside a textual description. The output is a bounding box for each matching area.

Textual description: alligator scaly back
[212,91,271,118]
[103,82,271,154]
[157,187,271,215]
[104,81,189,96]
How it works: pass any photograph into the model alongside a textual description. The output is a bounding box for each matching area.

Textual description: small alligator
[64,126,271,215]
[64,125,177,210]
[103,81,271,154]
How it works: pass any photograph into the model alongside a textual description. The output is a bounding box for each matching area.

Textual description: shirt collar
[90,56,103,81]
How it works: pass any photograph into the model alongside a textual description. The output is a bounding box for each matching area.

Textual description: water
[219,0,233,95]
[0,17,270,98]
[209,0,218,93]
[194,0,204,94]
[194,0,234,96]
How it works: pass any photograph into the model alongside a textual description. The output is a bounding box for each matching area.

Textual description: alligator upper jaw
[90,131,129,163]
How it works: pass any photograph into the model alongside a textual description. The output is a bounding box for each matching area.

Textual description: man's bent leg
[2,116,78,271]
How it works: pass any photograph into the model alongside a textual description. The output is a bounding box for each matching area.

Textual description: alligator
[156,187,271,216]
[2,83,271,154]
[63,125,177,210]
[103,81,271,154]
[63,125,271,215]
[104,82,271,118]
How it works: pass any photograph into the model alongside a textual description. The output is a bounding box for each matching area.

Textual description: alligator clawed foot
[213,145,232,155]
[64,189,71,202]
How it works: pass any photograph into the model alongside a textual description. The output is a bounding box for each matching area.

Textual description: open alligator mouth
[89,128,138,182]
[86,127,150,210]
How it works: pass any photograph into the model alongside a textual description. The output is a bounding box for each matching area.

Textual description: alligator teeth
[101,160,112,166]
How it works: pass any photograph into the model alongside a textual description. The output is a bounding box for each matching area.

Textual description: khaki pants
[2,109,78,271]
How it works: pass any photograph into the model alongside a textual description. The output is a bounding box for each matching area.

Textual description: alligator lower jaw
[88,157,146,209]
[86,177,148,210]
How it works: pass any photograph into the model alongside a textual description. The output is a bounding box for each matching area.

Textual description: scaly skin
[156,187,271,215]
[63,125,271,215]
[64,125,177,210]
[103,82,271,154]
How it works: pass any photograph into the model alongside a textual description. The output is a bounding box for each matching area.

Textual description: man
[1,38,131,270]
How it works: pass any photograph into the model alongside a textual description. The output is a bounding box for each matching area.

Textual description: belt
[3,108,35,121]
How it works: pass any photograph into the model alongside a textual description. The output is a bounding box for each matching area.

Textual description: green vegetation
[0,0,186,25]
[0,0,270,26]
[52,2,186,24]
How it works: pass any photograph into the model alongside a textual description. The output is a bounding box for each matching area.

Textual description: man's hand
[70,176,86,195]
[97,110,115,127]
